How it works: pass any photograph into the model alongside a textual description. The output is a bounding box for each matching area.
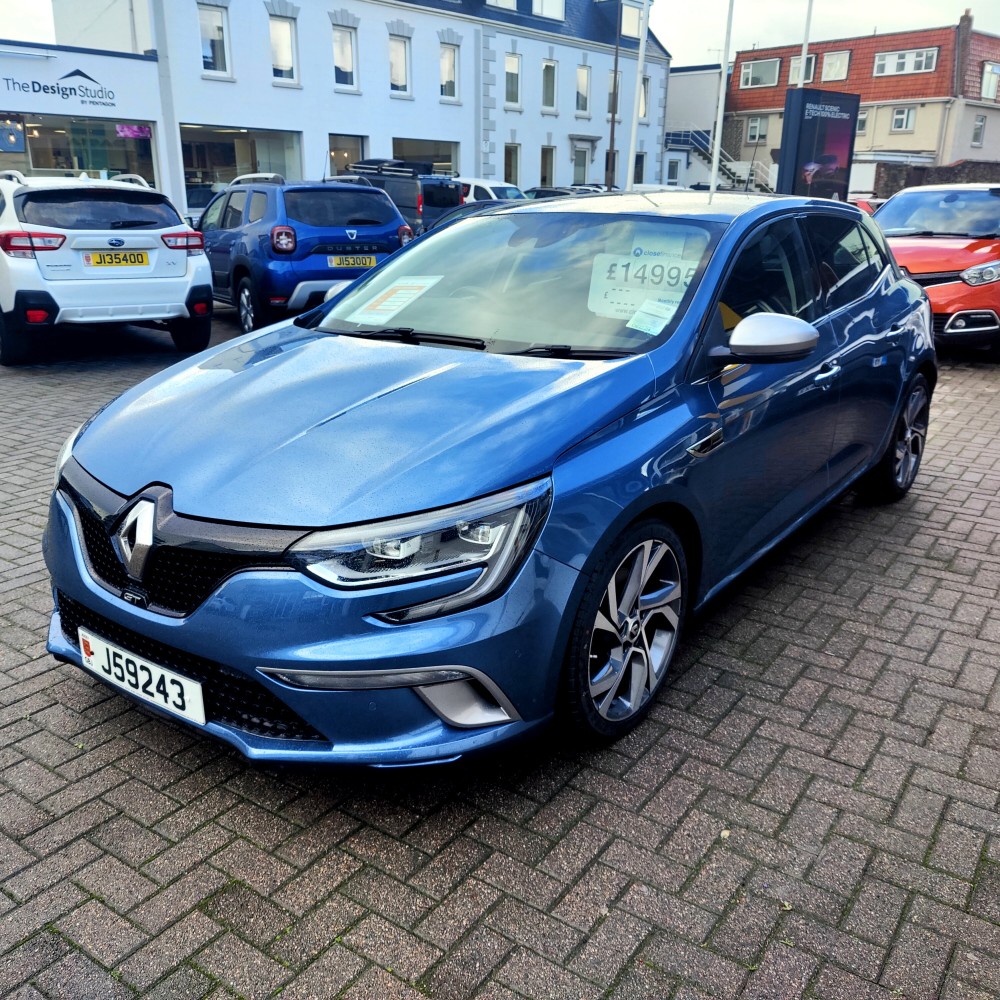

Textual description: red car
[874,184,1000,358]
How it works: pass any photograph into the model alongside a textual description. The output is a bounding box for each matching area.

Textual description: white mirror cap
[729,312,819,357]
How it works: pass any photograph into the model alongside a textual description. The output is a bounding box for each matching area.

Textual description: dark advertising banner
[776,88,860,200]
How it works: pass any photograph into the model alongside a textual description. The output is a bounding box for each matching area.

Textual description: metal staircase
[663,124,775,194]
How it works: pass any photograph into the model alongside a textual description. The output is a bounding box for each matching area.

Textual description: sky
[5,0,1000,68]
[651,1,1000,66]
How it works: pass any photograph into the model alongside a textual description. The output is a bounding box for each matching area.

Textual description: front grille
[58,592,328,743]
[934,314,948,336]
[68,489,289,616]
[311,242,390,254]
[911,271,960,288]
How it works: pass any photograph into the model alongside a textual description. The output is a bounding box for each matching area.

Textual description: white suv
[0,170,212,365]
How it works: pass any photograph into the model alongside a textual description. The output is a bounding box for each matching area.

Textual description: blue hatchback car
[197,174,413,334]
[44,193,935,766]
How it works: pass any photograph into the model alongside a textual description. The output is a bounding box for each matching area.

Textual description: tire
[564,520,688,741]
[236,277,270,335]
[858,374,930,504]
[169,314,212,354]
[0,314,31,366]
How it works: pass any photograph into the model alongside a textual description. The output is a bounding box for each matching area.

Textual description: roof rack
[111,173,151,187]
[346,160,455,179]
[229,172,286,187]
[0,169,26,184]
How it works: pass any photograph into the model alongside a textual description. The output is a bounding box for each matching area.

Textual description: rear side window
[422,183,461,209]
[283,189,398,227]
[248,191,268,223]
[802,215,883,312]
[16,188,182,230]
[221,190,247,229]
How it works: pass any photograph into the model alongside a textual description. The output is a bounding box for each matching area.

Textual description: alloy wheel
[587,537,683,722]
[238,284,255,334]
[893,382,929,489]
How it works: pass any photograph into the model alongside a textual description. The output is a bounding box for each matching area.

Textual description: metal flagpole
[625,0,652,191]
[708,0,736,200]
[797,0,815,87]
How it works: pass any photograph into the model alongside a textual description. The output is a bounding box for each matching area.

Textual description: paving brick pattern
[1,322,998,998]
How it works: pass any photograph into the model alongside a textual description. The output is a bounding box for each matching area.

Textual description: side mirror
[709,312,819,364]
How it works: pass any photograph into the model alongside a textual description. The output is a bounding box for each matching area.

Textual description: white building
[1,0,670,217]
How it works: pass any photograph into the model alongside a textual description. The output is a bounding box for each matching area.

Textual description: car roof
[483,190,851,226]
[0,175,166,199]
[892,183,1000,195]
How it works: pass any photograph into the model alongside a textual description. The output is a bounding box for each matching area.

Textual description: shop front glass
[0,112,155,183]
[392,138,458,174]
[181,124,301,210]
[328,133,365,174]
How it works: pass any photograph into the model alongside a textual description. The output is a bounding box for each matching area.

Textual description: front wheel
[169,314,212,353]
[858,374,930,503]
[564,521,688,741]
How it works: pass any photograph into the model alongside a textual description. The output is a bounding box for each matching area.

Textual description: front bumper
[43,488,577,765]
[924,280,1000,348]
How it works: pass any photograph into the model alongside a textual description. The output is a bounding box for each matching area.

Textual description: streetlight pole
[625,0,652,190]
[606,0,622,189]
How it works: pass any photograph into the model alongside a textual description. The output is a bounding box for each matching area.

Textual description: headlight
[288,479,552,621]
[53,423,84,488]
[960,260,1000,286]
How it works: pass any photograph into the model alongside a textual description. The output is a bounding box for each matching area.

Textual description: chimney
[955,9,973,97]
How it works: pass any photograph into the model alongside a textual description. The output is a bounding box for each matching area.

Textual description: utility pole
[606,0,622,189]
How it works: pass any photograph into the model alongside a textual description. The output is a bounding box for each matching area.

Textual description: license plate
[78,627,206,725]
[329,255,376,268]
[83,251,149,267]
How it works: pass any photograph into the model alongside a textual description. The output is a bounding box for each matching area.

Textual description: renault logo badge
[116,499,155,580]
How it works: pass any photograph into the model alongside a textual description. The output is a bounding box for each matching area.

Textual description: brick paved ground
[1,320,998,999]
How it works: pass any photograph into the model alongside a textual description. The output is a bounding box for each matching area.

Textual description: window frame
[982,61,1000,101]
[639,75,650,121]
[746,115,768,144]
[874,48,938,77]
[486,0,516,8]
[505,52,522,107]
[788,53,816,85]
[532,0,565,20]
[621,4,641,38]
[821,50,850,82]
[333,26,358,91]
[576,64,591,115]
[389,34,411,96]
[972,114,987,147]
[890,107,916,132]
[856,109,868,134]
[198,4,231,76]
[269,15,297,83]
[541,59,558,111]
[504,142,520,185]
[740,58,780,89]
[540,145,555,187]
[440,42,459,101]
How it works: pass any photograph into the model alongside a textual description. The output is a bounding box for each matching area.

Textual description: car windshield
[283,188,398,227]
[16,188,181,230]
[875,188,1000,237]
[319,210,721,354]
[491,186,526,200]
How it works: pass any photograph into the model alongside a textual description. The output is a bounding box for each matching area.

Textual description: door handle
[814,364,841,388]
[687,427,724,458]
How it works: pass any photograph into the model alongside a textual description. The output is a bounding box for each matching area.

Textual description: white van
[455,177,527,202]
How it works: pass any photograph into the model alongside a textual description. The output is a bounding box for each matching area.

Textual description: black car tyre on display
[565,520,688,741]
[169,314,212,354]
[0,315,31,367]
[859,374,931,504]
[237,277,270,335]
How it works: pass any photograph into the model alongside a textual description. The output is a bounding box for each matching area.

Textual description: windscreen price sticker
[589,253,695,328]
[346,276,442,326]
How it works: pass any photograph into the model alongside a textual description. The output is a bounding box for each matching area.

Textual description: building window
[740,58,780,89]
[608,70,621,115]
[633,152,645,183]
[604,148,618,185]
[576,65,590,113]
[982,62,1000,101]
[856,109,868,134]
[505,53,521,105]
[874,48,938,76]
[440,44,458,99]
[639,76,649,119]
[666,158,680,184]
[621,4,641,38]
[269,16,296,81]
[329,133,364,173]
[532,0,564,19]
[333,27,357,89]
[542,59,557,110]
[747,115,768,143]
[198,5,230,74]
[973,114,987,146]
[505,143,519,185]
[891,107,916,131]
[389,35,410,95]
[540,145,555,186]
[789,53,816,85]
[487,0,516,7]
[821,51,850,82]
[573,146,588,184]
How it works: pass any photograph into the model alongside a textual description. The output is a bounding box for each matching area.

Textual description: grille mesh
[69,491,288,616]
[58,592,328,743]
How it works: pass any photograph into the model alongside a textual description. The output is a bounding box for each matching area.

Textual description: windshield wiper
[328,325,486,350]
[887,230,984,238]
[512,344,633,359]
[109,219,160,229]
